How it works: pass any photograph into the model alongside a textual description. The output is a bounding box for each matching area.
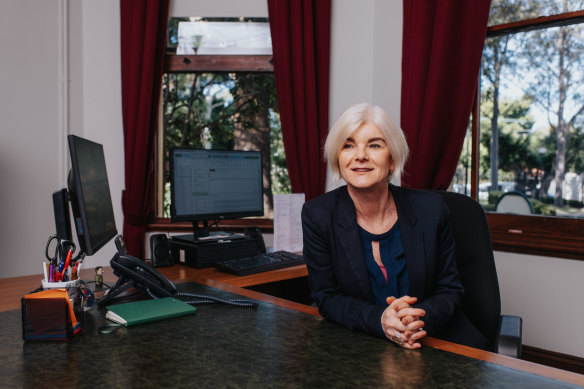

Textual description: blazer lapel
[336,187,373,299]
[390,185,426,299]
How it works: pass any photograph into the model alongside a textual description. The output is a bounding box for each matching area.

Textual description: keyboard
[214,251,305,276]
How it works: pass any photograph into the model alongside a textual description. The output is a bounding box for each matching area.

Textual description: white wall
[0,0,63,279]
[495,251,584,357]
[65,1,125,270]
[170,0,267,16]
[326,0,403,190]
[1,0,582,358]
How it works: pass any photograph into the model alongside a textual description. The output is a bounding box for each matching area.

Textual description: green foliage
[269,111,291,194]
[530,198,556,216]
[488,0,540,26]
[161,71,291,214]
[488,191,504,206]
[479,94,537,175]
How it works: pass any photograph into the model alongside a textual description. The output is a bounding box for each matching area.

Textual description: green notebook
[105,297,197,326]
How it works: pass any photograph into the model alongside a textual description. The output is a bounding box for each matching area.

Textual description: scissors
[45,235,77,280]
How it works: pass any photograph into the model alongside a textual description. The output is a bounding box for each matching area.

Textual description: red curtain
[400,0,491,190]
[120,0,169,257]
[267,0,331,201]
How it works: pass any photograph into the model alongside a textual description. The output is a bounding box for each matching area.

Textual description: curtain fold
[400,0,491,190]
[120,0,169,257]
[267,0,331,201]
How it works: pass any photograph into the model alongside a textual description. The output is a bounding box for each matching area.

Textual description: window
[454,2,584,259]
[154,17,291,224]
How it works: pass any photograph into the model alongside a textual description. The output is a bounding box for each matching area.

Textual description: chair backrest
[496,191,534,215]
[432,191,502,349]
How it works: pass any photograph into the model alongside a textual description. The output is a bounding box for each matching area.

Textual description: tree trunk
[490,41,504,192]
[232,77,273,217]
[553,28,568,207]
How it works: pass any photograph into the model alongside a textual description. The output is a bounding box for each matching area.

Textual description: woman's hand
[382,296,426,349]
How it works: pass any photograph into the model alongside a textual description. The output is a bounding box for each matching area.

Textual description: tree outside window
[156,17,291,219]
[453,0,584,259]
[455,0,584,218]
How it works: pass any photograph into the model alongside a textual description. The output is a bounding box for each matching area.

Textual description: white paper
[273,194,305,253]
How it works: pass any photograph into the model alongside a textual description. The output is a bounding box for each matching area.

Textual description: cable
[145,289,258,308]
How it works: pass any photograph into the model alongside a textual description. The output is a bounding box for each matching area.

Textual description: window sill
[486,213,584,261]
[147,215,583,261]
[147,218,274,234]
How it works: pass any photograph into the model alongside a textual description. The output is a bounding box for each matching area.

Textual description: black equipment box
[169,235,259,269]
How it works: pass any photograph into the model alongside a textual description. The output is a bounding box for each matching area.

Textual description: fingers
[401,314,418,326]
[401,341,422,349]
[385,296,396,306]
[409,329,427,341]
[396,307,425,319]
[395,295,418,305]
[402,318,424,331]
[382,309,407,332]
[388,330,425,349]
[389,296,418,311]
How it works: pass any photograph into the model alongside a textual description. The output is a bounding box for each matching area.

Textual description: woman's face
[338,122,394,192]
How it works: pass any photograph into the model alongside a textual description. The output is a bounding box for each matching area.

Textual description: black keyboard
[214,251,305,276]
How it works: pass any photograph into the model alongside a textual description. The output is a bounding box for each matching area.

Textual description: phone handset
[98,253,177,306]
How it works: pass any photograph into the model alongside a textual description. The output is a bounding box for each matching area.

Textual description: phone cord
[146,290,258,308]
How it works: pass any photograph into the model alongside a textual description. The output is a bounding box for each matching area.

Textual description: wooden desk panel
[157,263,308,288]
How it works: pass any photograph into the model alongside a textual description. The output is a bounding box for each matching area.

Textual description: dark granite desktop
[1,283,581,388]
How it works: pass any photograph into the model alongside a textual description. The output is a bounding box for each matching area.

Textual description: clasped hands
[381,296,426,349]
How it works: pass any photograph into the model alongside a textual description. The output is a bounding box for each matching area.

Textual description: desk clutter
[151,227,305,276]
[21,288,84,341]
[42,235,85,289]
[20,234,91,341]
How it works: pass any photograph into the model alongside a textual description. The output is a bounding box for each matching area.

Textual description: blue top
[358,222,410,306]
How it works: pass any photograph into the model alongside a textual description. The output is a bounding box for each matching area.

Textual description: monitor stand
[172,220,243,244]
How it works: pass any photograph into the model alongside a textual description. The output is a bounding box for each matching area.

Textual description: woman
[301,103,487,349]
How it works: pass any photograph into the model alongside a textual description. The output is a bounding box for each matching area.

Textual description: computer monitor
[170,148,264,239]
[57,135,117,256]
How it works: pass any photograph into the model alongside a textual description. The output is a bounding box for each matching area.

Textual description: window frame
[470,9,584,260]
[149,53,275,233]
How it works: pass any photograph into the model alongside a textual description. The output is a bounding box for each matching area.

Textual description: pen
[49,263,53,282]
[61,248,73,279]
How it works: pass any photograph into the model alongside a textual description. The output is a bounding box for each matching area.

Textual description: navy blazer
[301,184,465,339]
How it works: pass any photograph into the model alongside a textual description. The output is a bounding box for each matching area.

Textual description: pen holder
[42,260,82,289]
[21,288,84,341]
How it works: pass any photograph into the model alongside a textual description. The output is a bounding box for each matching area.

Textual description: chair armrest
[495,315,523,358]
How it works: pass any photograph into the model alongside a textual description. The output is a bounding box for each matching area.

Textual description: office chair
[496,191,534,215]
[433,190,523,358]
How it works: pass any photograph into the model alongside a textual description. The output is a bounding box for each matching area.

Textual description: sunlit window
[454,1,584,219]
[156,18,290,219]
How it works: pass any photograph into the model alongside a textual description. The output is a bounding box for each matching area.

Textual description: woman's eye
[342,143,354,149]
[370,143,381,148]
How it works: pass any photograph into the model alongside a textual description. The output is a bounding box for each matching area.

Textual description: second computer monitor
[66,135,117,256]
[170,148,264,238]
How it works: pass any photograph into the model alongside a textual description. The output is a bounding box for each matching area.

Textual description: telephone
[98,252,257,308]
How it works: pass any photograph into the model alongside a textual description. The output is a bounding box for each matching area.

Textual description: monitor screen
[170,148,264,237]
[67,135,117,255]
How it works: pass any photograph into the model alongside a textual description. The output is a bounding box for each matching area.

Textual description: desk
[0,264,309,313]
[1,266,583,387]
